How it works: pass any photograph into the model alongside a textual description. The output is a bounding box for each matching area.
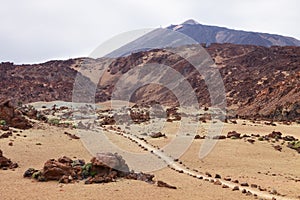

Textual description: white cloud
[0,0,299,64]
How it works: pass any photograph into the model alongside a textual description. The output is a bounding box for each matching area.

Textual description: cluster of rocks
[0,99,32,129]
[0,149,18,170]
[129,108,150,124]
[99,116,116,125]
[23,152,173,187]
[166,107,181,122]
[0,131,13,139]
[194,130,300,154]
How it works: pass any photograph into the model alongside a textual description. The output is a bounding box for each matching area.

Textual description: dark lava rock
[205,172,212,177]
[194,135,205,139]
[282,135,297,141]
[64,132,80,139]
[0,99,32,129]
[247,139,255,144]
[0,131,13,139]
[227,131,241,138]
[24,152,157,185]
[232,186,239,191]
[273,145,282,152]
[215,174,221,179]
[241,182,249,187]
[0,149,18,170]
[157,180,177,189]
[267,131,282,139]
[0,125,9,131]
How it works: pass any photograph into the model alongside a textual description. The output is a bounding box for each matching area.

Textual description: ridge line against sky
[0,0,299,64]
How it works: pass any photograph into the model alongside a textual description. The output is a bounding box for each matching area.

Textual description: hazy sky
[1,0,299,64]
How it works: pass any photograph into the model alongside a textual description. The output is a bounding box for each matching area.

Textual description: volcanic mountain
[167,19,300,47]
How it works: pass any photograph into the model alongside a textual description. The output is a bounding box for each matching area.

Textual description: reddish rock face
[1,44,299,121]
[0,99,32,129]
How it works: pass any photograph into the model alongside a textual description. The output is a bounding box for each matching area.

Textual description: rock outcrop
[24,153,156,185]
[0,149,18,170]
[0,99,32,129]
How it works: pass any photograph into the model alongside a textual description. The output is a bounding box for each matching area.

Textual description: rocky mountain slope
[0,43,299,121]
[167,19,300,47]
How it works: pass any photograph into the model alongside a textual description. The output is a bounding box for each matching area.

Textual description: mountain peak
[181,19,199,25]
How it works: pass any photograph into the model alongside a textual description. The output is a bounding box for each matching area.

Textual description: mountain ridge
[1,43,299,121]
[167,19,300,47]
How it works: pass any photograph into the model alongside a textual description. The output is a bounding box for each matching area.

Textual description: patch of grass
[47,118,60,125]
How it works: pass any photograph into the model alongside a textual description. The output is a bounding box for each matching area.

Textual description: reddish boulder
[0,149,18,170]
[0,99,32,129]
[42,158,75,180]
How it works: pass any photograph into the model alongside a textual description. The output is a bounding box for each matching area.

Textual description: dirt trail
[83,126,298,200]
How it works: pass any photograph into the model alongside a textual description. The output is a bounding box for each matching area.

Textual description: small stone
[205,172,212,177]
[241,182,249,187]
[214,180,222,185]
[270,189,278,195]
[232,186,239,191]
[215,174,221,179]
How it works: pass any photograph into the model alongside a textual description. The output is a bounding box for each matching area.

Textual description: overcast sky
[1,0,299,64]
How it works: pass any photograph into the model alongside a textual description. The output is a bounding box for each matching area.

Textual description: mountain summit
[168,19,300,47]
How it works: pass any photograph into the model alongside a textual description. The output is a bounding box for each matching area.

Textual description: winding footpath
[96,126,298,200]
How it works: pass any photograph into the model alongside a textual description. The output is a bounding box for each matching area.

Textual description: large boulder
[42,157,75,181]
[0,99,32,129]
[23,153,156,185]
[94,152,129,173]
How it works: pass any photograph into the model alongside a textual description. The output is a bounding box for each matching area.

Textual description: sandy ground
[1,118,299,200]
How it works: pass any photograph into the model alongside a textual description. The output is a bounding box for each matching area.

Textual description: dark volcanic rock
[227,131,241,138]
[157,180,177,189]
[0,99,32,129]
[24,153,157,185]
[0,149,18,170]
[0,131,13,139]
[267,131,282,139]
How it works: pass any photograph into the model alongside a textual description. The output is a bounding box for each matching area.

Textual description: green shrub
[290,141,300,149]
[0,120,6,126]
[258,137,264,141]
[48,118,60,125]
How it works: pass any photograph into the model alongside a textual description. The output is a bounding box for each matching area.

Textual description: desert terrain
[1,101,299,200]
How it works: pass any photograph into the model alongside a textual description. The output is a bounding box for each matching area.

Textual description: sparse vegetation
[0,120,6,126]
[47,118,60,125]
